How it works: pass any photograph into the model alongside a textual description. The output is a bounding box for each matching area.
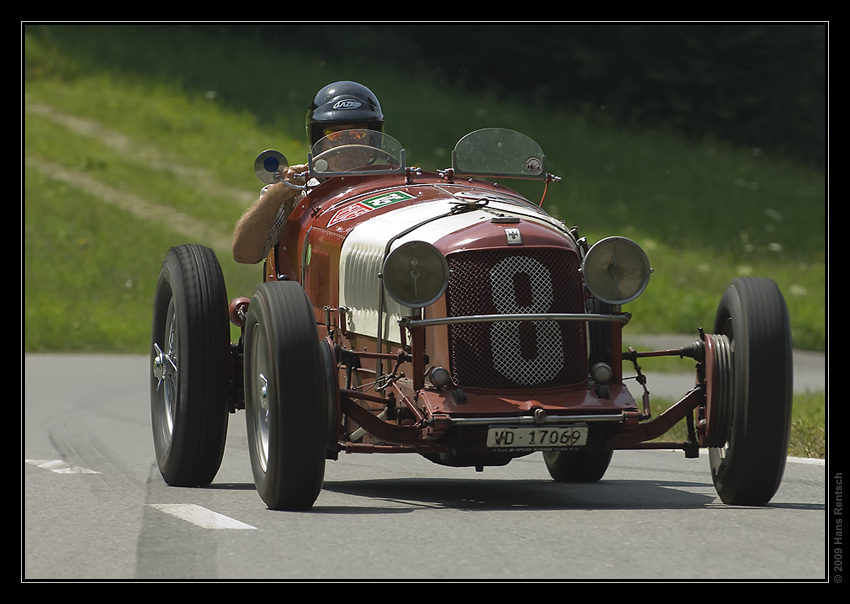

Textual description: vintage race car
[150,128,793,511]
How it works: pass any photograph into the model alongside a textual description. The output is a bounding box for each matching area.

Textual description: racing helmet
[306,81,384,146]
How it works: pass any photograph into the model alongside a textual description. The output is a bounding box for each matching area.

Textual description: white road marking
[25,459,100,474]
[787,456,825,465]
[149,504,257,530]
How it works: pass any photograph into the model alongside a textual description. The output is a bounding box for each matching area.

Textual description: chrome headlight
[382,241,450,308]
[582,236,651,305]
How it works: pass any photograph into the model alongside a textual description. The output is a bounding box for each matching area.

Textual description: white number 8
[489,256,565,385]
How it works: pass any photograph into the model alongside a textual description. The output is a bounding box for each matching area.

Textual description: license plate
[486,426,588,450]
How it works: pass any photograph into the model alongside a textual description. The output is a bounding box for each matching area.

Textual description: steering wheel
[311,144,400,173]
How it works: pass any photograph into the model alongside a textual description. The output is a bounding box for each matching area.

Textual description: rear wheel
[544,297,614,483]
[708,277,793,505]
[243,281,328,510]
[543,449,613,482]
[150,244,230,486]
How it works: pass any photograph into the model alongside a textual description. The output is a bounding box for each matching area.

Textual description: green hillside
[23,24,825,355]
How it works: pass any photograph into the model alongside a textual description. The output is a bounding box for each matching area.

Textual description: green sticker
[361,190,415,209]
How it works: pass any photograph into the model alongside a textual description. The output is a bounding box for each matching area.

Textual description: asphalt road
[23,352,828,581]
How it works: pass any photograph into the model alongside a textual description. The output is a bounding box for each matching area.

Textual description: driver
[232,80,385,264]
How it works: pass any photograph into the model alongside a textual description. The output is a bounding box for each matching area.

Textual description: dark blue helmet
[306,81,384,146]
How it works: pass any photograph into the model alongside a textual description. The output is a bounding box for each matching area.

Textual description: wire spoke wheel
[150,244,230,487]
[243,281,330,510]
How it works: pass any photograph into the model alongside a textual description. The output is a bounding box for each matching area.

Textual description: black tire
[150,244,230,487]
[542,297,615,483]
[319,338,341,454]
[708,277,793,505]
[543,449,613,483]
[243,281,327,510]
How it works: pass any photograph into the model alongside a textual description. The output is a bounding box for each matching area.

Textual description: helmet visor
[322,126,370,143]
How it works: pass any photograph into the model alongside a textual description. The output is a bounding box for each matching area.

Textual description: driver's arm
[232,166,306,264]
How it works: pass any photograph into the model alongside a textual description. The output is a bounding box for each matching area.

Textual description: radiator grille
[445,248,588,388]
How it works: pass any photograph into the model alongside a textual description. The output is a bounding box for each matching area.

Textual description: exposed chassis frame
[323,309,707,460]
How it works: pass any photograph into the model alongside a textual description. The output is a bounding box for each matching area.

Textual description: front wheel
[707,277,793,506]
[243,281,328,510]
[150,244,230,486]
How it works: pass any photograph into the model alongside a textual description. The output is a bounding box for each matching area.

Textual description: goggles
[323,127,371,142]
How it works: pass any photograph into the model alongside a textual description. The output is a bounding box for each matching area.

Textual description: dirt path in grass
[24,102,253,254]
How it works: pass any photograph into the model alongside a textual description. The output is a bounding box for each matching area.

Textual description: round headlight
[582,236,651,305]
[382,241,449,308]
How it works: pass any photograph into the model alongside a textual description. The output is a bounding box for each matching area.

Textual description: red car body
[151,128,793,510]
